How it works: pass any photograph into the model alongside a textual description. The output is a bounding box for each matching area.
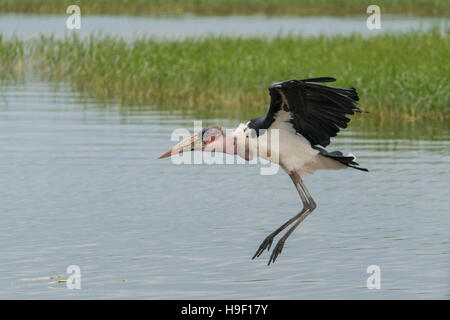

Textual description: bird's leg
[294,172,316,208]
[252,170,311,260]
[268,173,316,265]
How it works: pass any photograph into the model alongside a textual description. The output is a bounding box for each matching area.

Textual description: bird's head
[158,125,236,159]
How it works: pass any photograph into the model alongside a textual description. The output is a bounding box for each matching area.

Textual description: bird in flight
[159,77,368,265]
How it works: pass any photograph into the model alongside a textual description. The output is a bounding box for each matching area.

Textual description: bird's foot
[251,235,274,260]
[267,238,286,265]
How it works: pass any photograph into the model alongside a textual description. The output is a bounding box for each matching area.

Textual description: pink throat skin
[203,134,251,161]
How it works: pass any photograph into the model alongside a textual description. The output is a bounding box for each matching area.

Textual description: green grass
[1,29,449,121]
[0,36,25,80]
[1,0,449,16]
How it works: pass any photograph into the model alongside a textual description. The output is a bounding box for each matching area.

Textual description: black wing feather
[248,77,362,147]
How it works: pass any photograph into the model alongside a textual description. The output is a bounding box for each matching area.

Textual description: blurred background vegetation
[1,0,449,16]
[0,1,448,122]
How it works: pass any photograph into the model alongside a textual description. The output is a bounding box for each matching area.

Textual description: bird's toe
[268,239,285,265]
[252,236,274,260]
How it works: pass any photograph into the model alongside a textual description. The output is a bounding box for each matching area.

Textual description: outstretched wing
[248,77,362,147]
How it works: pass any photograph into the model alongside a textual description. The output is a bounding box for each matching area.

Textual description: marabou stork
[159,77,368,265]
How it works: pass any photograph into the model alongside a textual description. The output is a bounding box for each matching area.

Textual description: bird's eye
[248,129,257,138]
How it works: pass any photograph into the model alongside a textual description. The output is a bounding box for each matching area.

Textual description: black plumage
[312,146,369,172]
[248,77,362,147]
[248,77,368,172]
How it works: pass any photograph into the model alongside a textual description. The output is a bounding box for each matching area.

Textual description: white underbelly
[256,128,321,174]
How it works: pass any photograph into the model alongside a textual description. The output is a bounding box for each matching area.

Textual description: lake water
[0,76,448,299]
[0,13,447,40]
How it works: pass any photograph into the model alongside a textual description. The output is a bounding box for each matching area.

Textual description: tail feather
[346,164,369,172]
[313,146,369,172]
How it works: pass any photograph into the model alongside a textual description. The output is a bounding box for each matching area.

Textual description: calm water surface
[0,78,449,299]
[0,14,447,39]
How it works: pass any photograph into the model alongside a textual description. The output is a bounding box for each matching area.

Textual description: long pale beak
[158,134,202,159]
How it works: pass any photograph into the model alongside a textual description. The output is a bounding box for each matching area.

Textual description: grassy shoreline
[1,0,449,17]
[1,29,449,121]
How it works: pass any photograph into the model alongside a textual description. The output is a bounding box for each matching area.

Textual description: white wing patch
[347,152,356,160]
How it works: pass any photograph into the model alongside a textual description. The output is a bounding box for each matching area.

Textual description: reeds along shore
[0,28,449,121]
[1,0,449,16]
